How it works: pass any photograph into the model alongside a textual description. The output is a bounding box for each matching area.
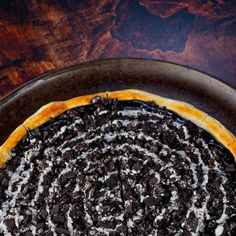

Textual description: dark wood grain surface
[0,0,236,98]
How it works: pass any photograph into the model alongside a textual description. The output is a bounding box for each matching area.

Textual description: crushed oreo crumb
[0,98,235,235]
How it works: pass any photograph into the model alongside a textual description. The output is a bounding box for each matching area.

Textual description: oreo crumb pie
[0,89,235,236]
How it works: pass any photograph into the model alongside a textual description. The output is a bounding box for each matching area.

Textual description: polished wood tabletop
[0,0,236,98]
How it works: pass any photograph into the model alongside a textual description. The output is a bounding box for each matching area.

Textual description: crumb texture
[0,98,235,235]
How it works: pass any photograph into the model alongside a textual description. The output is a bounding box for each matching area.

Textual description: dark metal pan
[0,58,235,145]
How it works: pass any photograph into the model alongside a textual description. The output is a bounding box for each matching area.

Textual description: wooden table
[0,0,236,98]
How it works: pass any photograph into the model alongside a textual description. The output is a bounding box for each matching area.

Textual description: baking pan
[0,58,235,145]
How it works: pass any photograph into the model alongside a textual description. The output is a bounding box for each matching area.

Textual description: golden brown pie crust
[0,89,235,168]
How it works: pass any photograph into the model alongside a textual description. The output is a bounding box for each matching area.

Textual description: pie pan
[0,58,235,146]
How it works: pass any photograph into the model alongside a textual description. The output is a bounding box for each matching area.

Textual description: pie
[0,89,235,235]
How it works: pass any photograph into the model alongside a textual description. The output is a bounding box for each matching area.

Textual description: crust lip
[0,89,235,168]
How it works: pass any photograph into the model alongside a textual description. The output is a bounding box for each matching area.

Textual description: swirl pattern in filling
[0,98,235,236]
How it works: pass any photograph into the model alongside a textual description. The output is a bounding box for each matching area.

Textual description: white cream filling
[0,106,232,236]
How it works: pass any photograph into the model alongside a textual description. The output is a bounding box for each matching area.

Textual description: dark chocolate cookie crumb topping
[0,98,235,235]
